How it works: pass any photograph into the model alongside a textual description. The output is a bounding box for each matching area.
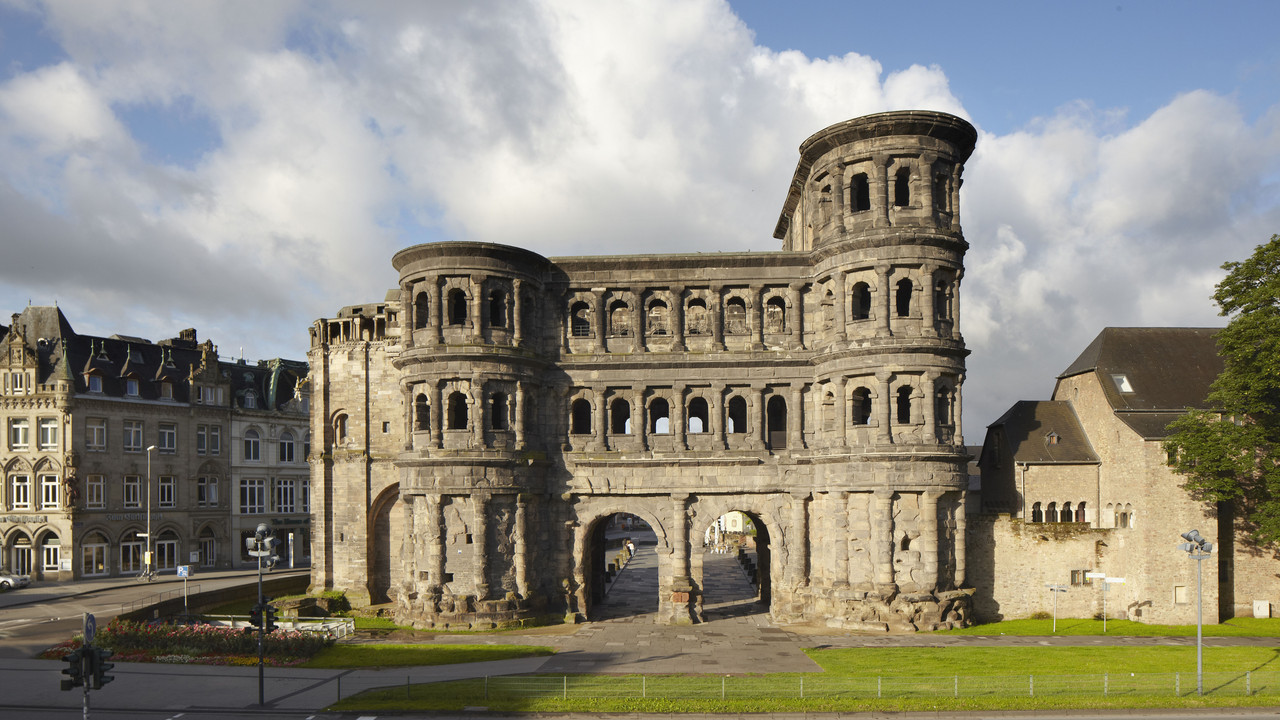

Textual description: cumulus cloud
[0,0,1277,430]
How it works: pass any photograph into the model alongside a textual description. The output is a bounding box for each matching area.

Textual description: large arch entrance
[585,512,659,621]
[696,510,771,619]
[368,484,403,605]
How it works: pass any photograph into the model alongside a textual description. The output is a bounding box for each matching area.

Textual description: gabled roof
[985,400,1099,465]
[1056,327,1223,439]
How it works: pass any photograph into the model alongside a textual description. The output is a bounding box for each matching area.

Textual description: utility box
[1253,600,1271,618]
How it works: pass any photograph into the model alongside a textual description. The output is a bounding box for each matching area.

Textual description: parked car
[0,572,30,590]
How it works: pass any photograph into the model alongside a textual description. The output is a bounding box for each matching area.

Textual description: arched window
[935,281,950,319]
[900,535,911,551]
[490,392,509,430]
[896,386,913,424]
[851,387,872,425]
[570,301,591,337]
[1061,502,1074,523]
[1075,502,1087,523]
[244,429,260,462]
[278,431,295,463]
[934,173,948,210]
[727,396,747,434]
[647,300,669,335]
[766,395,787,449]
[894,167,911,207]
[447,392,468,429]
[896,279,913,317]
[851,282,871,321]
[334,413,348,441]
[1031,502,1043,523]
[414,394,430,431]
[610,399,631,434]
[570,398,592,434]
[686,299,708,335]
[764,297,785,333]
[609,301,631,336]
[447,289,467,325]
[489,290,507,327]
[1105,502,1115,528]
[649,398,670,434]
[850,172,870,211]
[821,290,835,329]
[935,387,953,425]
[414,292,430,329]
[725,298,747,334]
[687,397,708,433]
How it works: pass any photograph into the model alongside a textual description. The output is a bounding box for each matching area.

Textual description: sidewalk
[0,566,309,611]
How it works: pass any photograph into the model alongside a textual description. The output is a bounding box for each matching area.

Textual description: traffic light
[249,603,263,629]
[263,603,278,634]
[60,648,85,691]
[90,648,115,689]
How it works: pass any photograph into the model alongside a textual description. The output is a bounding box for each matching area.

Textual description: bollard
[878,676,881,698]
[1176,672,1180,696]
[800,677,804,699]
[1104,672,1108,696]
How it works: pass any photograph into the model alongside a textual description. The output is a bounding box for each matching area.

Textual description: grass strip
[940,617,1280,636]
[301,643,554,669]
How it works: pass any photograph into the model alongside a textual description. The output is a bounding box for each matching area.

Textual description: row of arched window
[1029,501,1088,524]
[413,391,513,432]
[413,286,510,331]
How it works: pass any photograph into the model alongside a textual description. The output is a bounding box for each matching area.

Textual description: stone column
[872,489,895,589]
[434,277,445,344]
[952,272,963,341]
[955,374,965,446]
[671,285,687,352]
[595,388,608,451]
[712,383,727,450]
[471,376,485,449]
[514,381,527,449]
[473,493,490,600]
[512,278,524,346]
[633,385,647,450]
[950,165,963,231]
[470,275,485,343]
[789,383,804,450]
[875,371,893,444]
[631,288,646,353]
[789,492,810,586]
[711,285,726,351]
[750,385,766,450]
[674,384,687,450]
[922,372,937,444]
[955,491,967,587]
[671,493,690,581]
[833,376,847,449]
[592,289,606,353]
[920,491,941,591]
[428,494,446,591]
[833,491,850,588]
[750,285,765,351]
[561,291,572,354]
[832,161,847,229]
[430,381,443,449]
[873,155,890,228]
[920,153,937,218]
[835,272,848,342]
[515,494,529,597]
[875,264,892,337]
[788,282,804,350]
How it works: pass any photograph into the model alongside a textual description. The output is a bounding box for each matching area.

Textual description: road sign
[177,565,190,578]
[83,613,96,644]
[1085,572,1105,579]
[1105,577,1126,584]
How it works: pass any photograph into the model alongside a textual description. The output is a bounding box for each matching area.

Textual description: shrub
[1029,611,1052,620]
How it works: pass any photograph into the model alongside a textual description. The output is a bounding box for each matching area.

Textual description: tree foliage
[1165,235,1280,543]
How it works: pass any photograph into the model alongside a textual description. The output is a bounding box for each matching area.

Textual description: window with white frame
[82,537,107,576]
[38,418,58,451]
[123,420,142,452]
[244,391,257,409]
[10,474,30,509]
[197,476,219,507]
[301,479,310,513]
[239,478,265,514]
[197,425,207,455]
[199,386,223,405]
[41,537,60,571]
[86,418,106,451]
[279,431,295,463]
[86,475,104,509]
[8,370,29,394]
[123,475,141,508]
[125,378,139,397]
[274,479,295,513]
[120,540,144,574]
[209,425,221,455]
[243,429,260,462]
[86,374,102,393]
[158,475,175,508]
[158,423,177,453]
[9,418,29,450]
[199,534,216,567]
[40,474,59,508]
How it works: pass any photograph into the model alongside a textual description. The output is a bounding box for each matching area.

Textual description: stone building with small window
[0,305,308,581]
[974,327,1280,624]
[309,111,977,630]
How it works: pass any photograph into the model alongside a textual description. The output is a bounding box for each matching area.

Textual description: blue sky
[0,0,1277,432]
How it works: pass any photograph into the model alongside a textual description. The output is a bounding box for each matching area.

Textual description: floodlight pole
[1180,529,1214,696]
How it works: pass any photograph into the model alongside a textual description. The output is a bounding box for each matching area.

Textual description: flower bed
[40,618,333,666]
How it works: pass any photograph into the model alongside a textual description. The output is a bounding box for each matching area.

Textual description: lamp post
[245,523,278,706]
[1179,529,1214,696]
[144,445,157,581]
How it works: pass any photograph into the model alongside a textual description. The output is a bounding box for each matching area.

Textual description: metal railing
[474,670,1277,701]
[120,584,201,616]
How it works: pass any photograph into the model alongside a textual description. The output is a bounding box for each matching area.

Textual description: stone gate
[308,110,977,631]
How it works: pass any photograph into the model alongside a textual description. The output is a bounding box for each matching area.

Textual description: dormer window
[125,378,139,397]
[1111,374,1134,393]
[160,381,173,400]
[244,391,257,409]
[1046,432,1061,446]
[86,374,102,393]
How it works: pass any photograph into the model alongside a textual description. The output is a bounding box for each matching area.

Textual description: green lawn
[302,643,555,669]
[330,645,1280,713]
[939,617,1280,637]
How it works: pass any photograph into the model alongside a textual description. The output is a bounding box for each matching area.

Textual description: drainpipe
[1018,462,1027,520]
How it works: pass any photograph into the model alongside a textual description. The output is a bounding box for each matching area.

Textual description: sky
[1,0,1278,434]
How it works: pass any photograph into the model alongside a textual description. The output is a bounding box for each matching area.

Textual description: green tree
[1165,234,1280,542]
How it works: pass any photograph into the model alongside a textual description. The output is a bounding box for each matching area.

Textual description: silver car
[0,572,30,590]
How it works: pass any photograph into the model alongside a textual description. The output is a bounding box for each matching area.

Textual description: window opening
[725,298,747,334]
[894,167,910,207]
[447,392,468,429]
[610,399,631,435]
[414,394,430,431]
[896,278,913,317]
[1031,502,1043,523]
[687,397,708,433]
[489,290,507,327]
[491,392,509,430]
[766,395,787,449]
[851,387,872,425]
[851,282,871,321]
[764,297,785,333]
[647,301,669,335]
[447,289,467,325]
[570,301,591,337]
[649,398,670,434]
[570,398,592,434]
[850,172,870,211]
[609,301,631,336]
[727,396,747,434]
[896,386,913,424]
[686,299,708,335]
[414,291,430,329]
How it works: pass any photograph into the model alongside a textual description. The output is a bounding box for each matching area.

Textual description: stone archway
[570,497,670,623]
[368,483,402,605]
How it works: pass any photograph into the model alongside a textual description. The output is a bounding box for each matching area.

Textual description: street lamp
[245,523,279,706]
[1179,529,1214,696]
[144,445,157,581]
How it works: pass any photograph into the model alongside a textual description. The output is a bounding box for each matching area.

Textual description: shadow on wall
[965,514,1002,623]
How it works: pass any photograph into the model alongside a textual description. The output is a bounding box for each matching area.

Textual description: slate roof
[1056,327,1223,439]
[984,400,1099,465]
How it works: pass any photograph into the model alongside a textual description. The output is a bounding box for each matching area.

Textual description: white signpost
[177,565,191,616]
[1045,584,1068,632]
[1101,576,1125,632]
